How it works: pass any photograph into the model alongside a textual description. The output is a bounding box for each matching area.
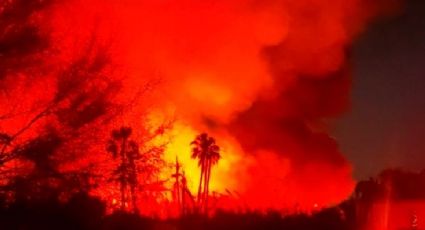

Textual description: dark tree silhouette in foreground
[107,126,140,213]
[191,133,220,213]
[106,124,169,214]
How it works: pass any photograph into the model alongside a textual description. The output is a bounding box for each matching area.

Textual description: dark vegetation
[0,191,354,230]
[0,168,423,230]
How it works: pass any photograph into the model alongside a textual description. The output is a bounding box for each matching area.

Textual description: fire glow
[0,0,401,217]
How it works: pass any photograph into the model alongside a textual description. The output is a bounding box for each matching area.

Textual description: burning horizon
[0,0,402,216]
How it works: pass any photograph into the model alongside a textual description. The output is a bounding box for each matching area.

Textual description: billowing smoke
[0,0,401,212]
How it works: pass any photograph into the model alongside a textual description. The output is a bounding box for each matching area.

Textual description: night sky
[335,0,425,179]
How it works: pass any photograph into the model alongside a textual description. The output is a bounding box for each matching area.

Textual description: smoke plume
[0,0,402,212]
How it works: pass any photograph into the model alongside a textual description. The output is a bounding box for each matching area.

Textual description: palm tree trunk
[130,185,138,214]
[204,160,212,214]
[197,160,204,210]
[203,161,207,212]
[120,180,126,211]
[120,138,127,211]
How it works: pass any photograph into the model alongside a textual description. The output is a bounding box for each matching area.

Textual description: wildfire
[0,0,400,217]
[160,122,243,195]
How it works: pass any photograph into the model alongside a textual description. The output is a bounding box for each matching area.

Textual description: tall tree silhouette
[191,133,220,213]
[106,124,169,214]
[106,126,140,213]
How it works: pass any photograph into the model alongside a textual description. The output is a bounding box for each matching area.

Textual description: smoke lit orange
[0,0,401,217]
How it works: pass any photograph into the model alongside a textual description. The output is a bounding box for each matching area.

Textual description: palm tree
[106,126,139,213]
[191,133,220,213]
